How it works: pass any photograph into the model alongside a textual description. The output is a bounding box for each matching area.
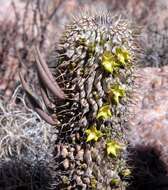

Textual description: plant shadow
[127,145,168,190]
[0,159,53,190]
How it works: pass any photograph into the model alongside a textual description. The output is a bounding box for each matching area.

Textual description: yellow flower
[101,51,118,73]
[106,140,125,157]
[111,178,120,186]
[121,168,131,177]
[115,47,131,65]
[97,104,112,120]
[85,126,103,142]
[109,84,126,105]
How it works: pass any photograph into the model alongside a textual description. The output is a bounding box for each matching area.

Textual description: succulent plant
[20,8,139,190]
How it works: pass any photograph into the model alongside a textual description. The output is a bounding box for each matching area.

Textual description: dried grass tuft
[0,85,57,162]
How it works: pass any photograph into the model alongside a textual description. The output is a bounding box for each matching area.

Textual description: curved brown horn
[19,70,39,103]
[34,107,59,125]
[19,70,58,125]
[33,47,65,99]
[38,74,56,109]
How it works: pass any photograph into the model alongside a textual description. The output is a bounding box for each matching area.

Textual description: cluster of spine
[47,10,138,189]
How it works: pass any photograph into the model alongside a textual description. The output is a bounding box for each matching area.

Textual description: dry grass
[0,85,57,162]
[0,85,58,189]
